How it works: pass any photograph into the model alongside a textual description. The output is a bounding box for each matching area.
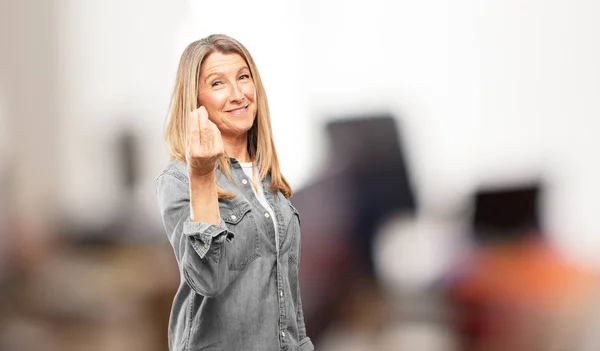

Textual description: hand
[186,106,224,178]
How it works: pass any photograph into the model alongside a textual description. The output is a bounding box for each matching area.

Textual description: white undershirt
[239,162,278,248]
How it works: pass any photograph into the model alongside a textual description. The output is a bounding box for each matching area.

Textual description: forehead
[200,52,248,76]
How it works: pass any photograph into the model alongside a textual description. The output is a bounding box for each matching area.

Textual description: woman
[156,34,314,351]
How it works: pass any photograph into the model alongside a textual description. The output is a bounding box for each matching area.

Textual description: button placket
[252,176,288,348]
[272,196,289,348]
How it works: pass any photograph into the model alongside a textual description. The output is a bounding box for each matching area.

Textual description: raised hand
[186,106,224,178]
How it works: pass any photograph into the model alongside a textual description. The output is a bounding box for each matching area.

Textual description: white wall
[296,0,600,262]
[55,0,600,263]
[56,0,186,227]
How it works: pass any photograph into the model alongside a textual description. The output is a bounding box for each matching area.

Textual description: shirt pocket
[220,202,262,271]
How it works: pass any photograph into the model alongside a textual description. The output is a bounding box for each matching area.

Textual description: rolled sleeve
[183,218,234,259]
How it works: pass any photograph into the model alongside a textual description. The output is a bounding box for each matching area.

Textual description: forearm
[181,230,231,297]
[189,172,220,225]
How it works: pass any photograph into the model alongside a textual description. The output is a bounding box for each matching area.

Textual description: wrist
[188,168,216,182]
[189,171,217,196]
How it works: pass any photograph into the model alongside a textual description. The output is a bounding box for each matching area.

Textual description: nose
[229,83,244,103]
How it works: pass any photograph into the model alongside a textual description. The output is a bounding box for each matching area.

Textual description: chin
[222,123,254,137]
[232,117,256,131]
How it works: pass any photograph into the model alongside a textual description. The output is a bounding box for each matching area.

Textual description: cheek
[200,91,227,111]
[243,83,257,101]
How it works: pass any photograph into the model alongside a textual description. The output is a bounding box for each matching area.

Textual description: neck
[222,132,251,163]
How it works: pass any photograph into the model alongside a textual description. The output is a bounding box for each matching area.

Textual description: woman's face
[197,52,257,139]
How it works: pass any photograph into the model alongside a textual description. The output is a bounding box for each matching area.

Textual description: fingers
[188,106,208,145]
[198,105,209,132]
[187,106,224,159]
[188,108,200,145]
[209,120,224,156]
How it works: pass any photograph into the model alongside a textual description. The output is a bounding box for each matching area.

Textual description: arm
[296,239,307,341]
[295,232,314,349]
[297,292,314,350]
[156,171,233,297]
[189,166,220,225]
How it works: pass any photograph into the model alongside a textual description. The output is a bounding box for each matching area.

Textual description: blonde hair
[164,34,292,198]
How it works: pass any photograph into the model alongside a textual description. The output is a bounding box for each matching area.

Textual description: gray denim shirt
[156,158,314,351]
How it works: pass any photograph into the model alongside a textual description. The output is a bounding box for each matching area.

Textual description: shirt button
[231,215,237,220]
[242,179,248,184]
[281,331,285,337]
[264,213,270,218]
[280,291,283,297]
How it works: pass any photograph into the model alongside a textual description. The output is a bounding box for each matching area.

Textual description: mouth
[225,104,249,113]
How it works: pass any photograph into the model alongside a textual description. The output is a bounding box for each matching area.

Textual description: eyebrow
[203,66,250,83]
[203,72,222,84]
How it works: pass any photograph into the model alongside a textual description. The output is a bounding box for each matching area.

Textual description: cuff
[183,218,234,259]
[299,337,314,351]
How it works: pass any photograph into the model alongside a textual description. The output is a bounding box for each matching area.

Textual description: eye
[239,74,250,80]
[211,80,222,87]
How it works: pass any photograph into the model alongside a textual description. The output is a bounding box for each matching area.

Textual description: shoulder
[155,160,190,213]
[155,160,189,203]
[156,159,189,185]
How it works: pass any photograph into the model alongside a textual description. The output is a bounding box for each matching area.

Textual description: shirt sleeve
[156,171,234,297]
[295,225,314,350]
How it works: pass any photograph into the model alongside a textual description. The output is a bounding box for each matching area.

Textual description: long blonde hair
[164,34,292,198]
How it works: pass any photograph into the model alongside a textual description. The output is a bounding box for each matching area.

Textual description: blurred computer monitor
[472,183,542,243]
[325,114,417,213]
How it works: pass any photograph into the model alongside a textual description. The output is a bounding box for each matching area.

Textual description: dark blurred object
[326,115,416,212]
[117,128,140,191]
[446,181,600,351]
[64,127,163,245]
[293,114,417,344]
[472,183,541,243]
[326,115,417,274]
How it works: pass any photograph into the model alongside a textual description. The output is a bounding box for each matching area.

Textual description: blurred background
[1,0,600,350]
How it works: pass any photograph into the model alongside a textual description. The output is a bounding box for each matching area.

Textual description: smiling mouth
[226,105,249,113]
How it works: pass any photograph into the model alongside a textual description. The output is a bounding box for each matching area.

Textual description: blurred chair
[292,114,417,347]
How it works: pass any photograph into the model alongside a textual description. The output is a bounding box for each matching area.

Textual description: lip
[225,104,249,113]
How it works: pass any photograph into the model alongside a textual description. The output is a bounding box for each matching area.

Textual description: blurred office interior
[1,0,600,350]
